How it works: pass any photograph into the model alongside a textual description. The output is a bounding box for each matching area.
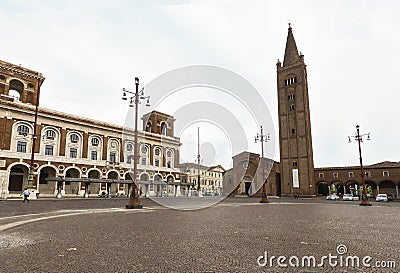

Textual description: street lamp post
[348,125,371,206]
[255,125,270,203]
[27,78,44,192]
[122,77,150,209]
[197,127,201,195]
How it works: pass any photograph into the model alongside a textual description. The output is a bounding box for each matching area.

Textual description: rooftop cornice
[0,60,45,82]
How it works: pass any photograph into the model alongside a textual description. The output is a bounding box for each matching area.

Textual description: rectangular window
[91,151,98,161]
[17,141,27,153]
[141,157,146,165]
[348,172,354,178]
[70,148,77,158]
[365,171,371,177]
[45,145,54,156]
[292,161,298,167]
[333,172,339,178]
[109,152,116,163]
[126,155,132,164]
[383,171,389,177]
[319,173,324,179]
[289,105,295,112]
[155,159,160,167]
[167,161,171,168]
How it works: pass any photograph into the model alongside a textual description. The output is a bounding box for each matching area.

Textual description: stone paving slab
[0,198,399,272]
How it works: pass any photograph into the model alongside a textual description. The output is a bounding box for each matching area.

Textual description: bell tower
[0,59,45,105]
[276,24,315,196]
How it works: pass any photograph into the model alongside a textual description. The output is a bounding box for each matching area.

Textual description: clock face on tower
[242,161,250,169]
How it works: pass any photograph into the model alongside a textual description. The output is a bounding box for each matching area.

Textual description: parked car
[388,195,394,201]
[376,194,388,202]
[352,195,360,201]
[326,194,339,200]
[342,194,353,201]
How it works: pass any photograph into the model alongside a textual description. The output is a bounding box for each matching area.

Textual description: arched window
[140,145,149,165]
[146,121,152,133]
[91,137,99,146]
[126,143,133,152]
[70,133,79,143]
[161,122,167,136]
[17,125,30,135]
[45,129,56,139]
[166,149,173,168]
[154,147,162,167]
[8,79,24,101]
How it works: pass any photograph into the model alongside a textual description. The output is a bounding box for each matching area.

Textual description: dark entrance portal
[245,182,251,195]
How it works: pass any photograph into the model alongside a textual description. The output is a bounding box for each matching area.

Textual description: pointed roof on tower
[283,23,300,67]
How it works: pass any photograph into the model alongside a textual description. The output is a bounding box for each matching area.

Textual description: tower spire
[283,24,300,67]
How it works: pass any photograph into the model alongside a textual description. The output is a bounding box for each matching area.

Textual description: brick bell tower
[276,24,315,196]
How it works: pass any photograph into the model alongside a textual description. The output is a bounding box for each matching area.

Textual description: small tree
[331,184,337,194]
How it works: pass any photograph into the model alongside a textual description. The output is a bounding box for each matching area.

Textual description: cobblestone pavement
[0,197,399,272]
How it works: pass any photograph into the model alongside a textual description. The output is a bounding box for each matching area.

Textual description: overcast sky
[1,0,399,169]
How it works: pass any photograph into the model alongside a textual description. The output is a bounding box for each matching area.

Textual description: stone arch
[8,79,24,101]
[38,165,58,194]
[140,172,150,181]
[166,174,174,184]
[365,180,378,196]
[8,164,29,192]
[124,171,134,181]
[316,181,329,196]
[64,167,81,194]
[88,168,101,179]
[331,181,345,195]
[139,173,150,196]
[154,173,164,197]
[345,180,360,195]
[379,180,396,197]
[107,171,119,194]
[86,168,101,194]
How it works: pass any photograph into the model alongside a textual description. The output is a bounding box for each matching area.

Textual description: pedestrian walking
[22,188,30,203]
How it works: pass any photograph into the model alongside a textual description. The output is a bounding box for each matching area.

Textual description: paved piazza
[0,197,399,273]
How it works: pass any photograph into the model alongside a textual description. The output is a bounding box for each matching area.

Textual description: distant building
[178,163,225,195]
[315,161,400,198]
[0,59,184,198]
[223,152,280,197]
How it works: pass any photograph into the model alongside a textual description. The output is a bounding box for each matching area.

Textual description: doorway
[245,182,252,195]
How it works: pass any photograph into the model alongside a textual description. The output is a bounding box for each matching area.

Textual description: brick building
[179,163,224,195]
[223,25,400,199]
[0,59,184,198]
[315,162,400,198]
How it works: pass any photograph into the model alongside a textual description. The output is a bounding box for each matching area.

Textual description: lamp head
[122,92,127,100]
[135,77,139,84]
